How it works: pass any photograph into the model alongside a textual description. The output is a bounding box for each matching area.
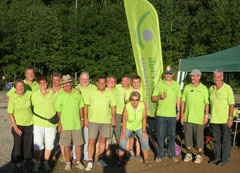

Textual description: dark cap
[164,66,174,74]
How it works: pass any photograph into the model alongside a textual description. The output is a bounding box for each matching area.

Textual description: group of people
[6,65,235,172]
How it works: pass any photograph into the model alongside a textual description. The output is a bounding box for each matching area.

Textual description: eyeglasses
[131,99,140,101]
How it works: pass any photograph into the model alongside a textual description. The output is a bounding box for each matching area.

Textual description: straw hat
[61,74,73,84]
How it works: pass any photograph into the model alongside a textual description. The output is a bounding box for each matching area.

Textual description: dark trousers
[210,123,231,161]
[11,125,33,163]
[156,116,176,158]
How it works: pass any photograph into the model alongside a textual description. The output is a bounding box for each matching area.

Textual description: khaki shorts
[89,122,111,139]
[184,122,204,149]
[60,130,84,146]
[106,125,114,143]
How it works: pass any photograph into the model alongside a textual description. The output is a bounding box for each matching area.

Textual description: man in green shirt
[115,75,132,142]
[105,75,119,157]
[52,73,63,92]
[76,72,96,161]
[209,69,234,166]
[56,75,85,171]
[6,66,39,100]
[84,76,116,171]
[181,69,209,164]
[152,66,181,163]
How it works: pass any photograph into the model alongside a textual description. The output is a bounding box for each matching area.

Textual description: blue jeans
[156,116,176,159]
[119,128,149,152]
[211,124,231,161]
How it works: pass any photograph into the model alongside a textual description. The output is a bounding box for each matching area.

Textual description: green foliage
[0,0,240,90]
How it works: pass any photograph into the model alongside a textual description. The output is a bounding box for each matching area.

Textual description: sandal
[144,160,152,167]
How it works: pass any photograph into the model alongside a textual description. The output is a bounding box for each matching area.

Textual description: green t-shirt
[75,84,96,102]
[209,83,235,124]
[7,80,39,98]
[84,88,116,124]
[126,102,144,131]
[106,87,119,118]
[181,83,209,125]
[116,84,132,115]
[152,80,181,117]
[8,91,33,126]
[55,89,84,130]
[124,87,144,102]
[53,87,63,93]
[32,90,57,127]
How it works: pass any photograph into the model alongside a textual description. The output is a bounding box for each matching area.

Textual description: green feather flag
[124,0,163,116]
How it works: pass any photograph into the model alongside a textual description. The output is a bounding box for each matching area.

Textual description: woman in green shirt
[31,76,58,172]
[118,91,151,167]
[8,80,33,169]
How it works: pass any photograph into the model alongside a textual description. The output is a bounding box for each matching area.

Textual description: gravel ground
[0,91,12,172]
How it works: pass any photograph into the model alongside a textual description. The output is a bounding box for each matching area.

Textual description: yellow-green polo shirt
[55,90,84,130]
[32,90,57,127]
[76,84,96,102]
[182,83,209,125]
[116,84,132,114]
[7,80,39,98]
[209,83,235,124]
[84,88,116,124]
[106,87,119,118]
[8,91,33,126]
[124,87,143,102]
[53,87,63,93]
[126,102,144,131]
[152,80,181,117]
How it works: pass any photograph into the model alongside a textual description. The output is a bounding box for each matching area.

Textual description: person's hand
[160,93,167,100]
[180,115,185,125]
[14,126,22,136]
[142,132,148,139]
[74,88,81,94]
[203,117,209,124]
[176,112,180,120]
[227,119,233,128]
[119,134,126,142]
[84,119,89,128]
[58,123,62,134]
[112,119,116,127]
[48,88,56,95]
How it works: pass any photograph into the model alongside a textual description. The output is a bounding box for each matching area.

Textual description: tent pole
[177,71,181,83]
[180,72,185,90]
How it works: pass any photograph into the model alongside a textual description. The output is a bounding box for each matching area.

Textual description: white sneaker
[32,162,41,173]
[194,155,202,163]
[85,162,93,171]
[184,153,192,162]
[129,150,135,158]
[64,162,71,171]
[98,158,108,167]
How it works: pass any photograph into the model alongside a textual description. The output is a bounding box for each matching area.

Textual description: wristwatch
[228,117,232,120]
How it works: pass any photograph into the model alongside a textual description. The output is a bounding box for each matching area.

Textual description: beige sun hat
[61,74,73,84]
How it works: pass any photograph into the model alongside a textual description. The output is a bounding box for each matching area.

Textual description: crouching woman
[118,91,152,167]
